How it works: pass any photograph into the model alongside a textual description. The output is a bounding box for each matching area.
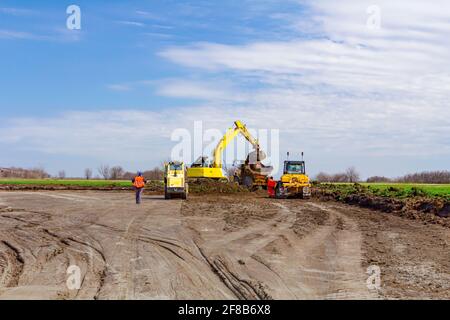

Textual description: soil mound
[188,180,249,194]
[313,186,450,227]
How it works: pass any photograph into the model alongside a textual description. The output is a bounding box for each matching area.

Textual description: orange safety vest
[133,176,145,188]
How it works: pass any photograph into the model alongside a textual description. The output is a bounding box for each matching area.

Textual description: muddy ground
[0,190,449,300]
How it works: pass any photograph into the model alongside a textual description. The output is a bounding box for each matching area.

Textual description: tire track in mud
[97,206,182,300]
[29,226,106,299]
[117,214,147,300]
[194,243,270,300]
[94,215,142,300]
[133,215,237,300]
[199,202,295,258]
[2,193,130,299]
[1,193,236,300]
[139,235,193,261]
[0,201,107,299]
[260,201,377,299]
[0,240,24,287]
[0,191,380,299]
[188,201,298,300]
[185,198,376,299]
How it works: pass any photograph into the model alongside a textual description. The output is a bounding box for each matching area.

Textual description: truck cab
[164,161,188,199]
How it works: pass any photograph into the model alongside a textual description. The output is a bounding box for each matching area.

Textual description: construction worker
[132,171,147,204]
[267,176,276,198]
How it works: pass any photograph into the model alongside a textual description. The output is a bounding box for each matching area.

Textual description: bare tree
[315,171,355,183]
[143,167,164,180]
[318,169,450,184]
[0,167,50,179]
[58,170,66,179]
[315,172,332,182]
[84,168,93,180]
[396,171,450,184]
[345,167,360,183]
[97,164,111,180]
[110,166,125,180]
[333,173,349,182]
[366,176,391,183]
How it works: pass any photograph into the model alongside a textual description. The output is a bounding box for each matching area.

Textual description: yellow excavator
[187,120,272,188]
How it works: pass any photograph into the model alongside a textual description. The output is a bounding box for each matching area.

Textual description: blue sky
[1,0,449,178]
[1,0,303,116]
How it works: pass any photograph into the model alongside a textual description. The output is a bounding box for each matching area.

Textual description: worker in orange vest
[267,176,276,198]
[132,171,147,204]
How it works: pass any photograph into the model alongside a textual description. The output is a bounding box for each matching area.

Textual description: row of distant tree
[315,168,450,184]
[92,165,163,180]
[315,167,361,183]
[0,165,164,181]
[0,167,50,179]
[365,171,450,184]
[2,166,449,184]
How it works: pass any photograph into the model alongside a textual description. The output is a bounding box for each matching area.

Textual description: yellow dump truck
[164,161,188,200]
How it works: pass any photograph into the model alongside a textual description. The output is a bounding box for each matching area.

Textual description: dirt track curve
[0,191,449,300]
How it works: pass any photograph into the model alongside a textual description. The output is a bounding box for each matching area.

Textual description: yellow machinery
[275,155,311,199]
[187,120,272,186]
[164,161,188,199]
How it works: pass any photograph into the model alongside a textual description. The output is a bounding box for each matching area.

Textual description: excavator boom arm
[212,120,260,168]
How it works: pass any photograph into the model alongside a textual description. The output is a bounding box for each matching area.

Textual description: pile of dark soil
[341,194,405,213]
[188,179,249,194]
[313,186,450,227]
[406,198,450,218]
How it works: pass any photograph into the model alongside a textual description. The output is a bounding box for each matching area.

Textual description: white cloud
[0,28,82,42]
[107,84,132,92]
[157,0,450,162]
[0,7,35,16]
[135,10,163,21]
[116,20,146,27]
[0,111,168,158]
[156,79,244,101]
[0,29,37,40]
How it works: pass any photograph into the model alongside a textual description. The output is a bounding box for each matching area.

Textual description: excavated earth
[0,190,449,300]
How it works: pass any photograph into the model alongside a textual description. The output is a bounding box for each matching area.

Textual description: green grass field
[361,183,450,197]
[0,179,133,187]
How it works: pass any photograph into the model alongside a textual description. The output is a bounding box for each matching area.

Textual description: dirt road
[0,191,449,300]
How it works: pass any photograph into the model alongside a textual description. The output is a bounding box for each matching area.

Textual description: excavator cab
[191,156,210,168]
[188,157,225,179]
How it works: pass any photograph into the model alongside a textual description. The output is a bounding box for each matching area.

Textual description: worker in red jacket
[132,171,147,204]
[267,176,276,198]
